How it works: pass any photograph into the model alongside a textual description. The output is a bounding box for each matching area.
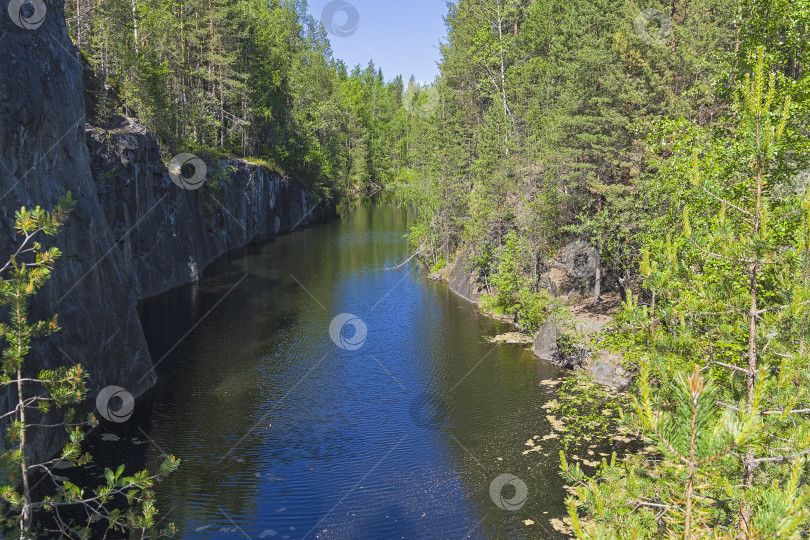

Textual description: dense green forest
[68,0,412,200]
[63,0,810,537]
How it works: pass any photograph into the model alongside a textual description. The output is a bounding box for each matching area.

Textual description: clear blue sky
[306,0,448,84]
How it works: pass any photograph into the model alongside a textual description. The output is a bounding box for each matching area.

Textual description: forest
[1,0,809,537]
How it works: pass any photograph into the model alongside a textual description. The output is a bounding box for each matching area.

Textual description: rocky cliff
[0,2,328,461]
[85,116,327,300]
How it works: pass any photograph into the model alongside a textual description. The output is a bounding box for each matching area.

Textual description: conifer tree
[0,197,179,538]
[563,47,810,539]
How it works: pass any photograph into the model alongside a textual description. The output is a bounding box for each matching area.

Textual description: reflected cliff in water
[84,198,569,539]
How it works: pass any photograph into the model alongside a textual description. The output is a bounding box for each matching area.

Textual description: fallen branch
[717,401,810,415]
[752,448,810,464]
[706,360,749,374]
[386,251,422,271]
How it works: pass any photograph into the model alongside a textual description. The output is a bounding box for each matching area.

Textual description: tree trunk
[17,368,30,538]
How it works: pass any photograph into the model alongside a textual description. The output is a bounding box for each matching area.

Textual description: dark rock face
[0,6,328,462]
[540,241,604,299]
[86,118,327,299]
[533,316,560,361]
[446,249,485,303]
[0,0,156,461]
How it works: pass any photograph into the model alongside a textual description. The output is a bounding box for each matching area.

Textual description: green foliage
[478,231,555,332]
[565,48,810,538]
[515,287,551,333]
[70,0,412,199]
[491,231,529,312]
[432,256,448,273]
[0,196,179,538]
[562,364,808,539]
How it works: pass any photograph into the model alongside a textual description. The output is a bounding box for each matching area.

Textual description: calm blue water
[87,201,569,539]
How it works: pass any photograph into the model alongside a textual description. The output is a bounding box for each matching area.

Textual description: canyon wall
[0,1,329,460]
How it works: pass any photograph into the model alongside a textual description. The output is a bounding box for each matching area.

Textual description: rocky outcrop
[0,5,329,462]
[86,116,327,299]
[533,316,561,361]
[533,317,591,370]
[533,319,631,389]
[593,358,633,389]
[444,249,485,303]
[540,241,611,299]
[1,0,156,461]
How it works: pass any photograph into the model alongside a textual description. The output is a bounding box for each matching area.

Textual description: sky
[306,0,448,84]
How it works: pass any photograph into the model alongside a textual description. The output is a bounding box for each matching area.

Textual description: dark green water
[89,201,570,539]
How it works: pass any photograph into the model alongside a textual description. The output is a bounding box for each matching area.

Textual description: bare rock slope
[1,3,327,461]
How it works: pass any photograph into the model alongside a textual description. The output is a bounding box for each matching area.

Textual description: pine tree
[563,47,810,539]
[0,197,180,538]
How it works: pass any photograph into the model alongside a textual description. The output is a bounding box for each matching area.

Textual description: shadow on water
[81,195,571,539]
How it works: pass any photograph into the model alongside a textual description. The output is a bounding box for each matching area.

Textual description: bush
[516,287,550,333]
